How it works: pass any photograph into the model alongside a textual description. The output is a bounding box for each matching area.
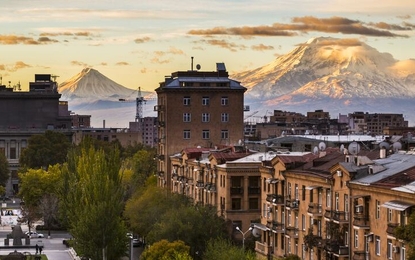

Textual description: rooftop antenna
[0,75,2,85]
[51,75,60,82]
[191,56,194,71]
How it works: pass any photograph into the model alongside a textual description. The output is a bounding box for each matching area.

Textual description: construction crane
[135,87,146,122]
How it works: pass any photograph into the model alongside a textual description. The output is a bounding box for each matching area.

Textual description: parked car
[25,231,44,238]
[132,238,143,247]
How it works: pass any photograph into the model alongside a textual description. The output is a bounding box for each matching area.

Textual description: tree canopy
[63,145,128,260]
[0,152,9,189]
[203,238,257,260]
[140,240,192,260]
[19,130,71,170]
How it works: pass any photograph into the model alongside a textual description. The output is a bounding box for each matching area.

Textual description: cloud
[100,62,108,66]
[194,39,247,52]
[0,64,5,71]
[397,15,412,20]
[368,22,412,31]
[0,35,39,45]
[403,22,415,29]
[251,44,274,51]
[308,38,363,47]
[71,61,90,67]
[116,62,129,66]
[187,16,409,38]
[6,61,32,72]
[140,68,147,73]
[134,37,151,44]
[37,37,59,43]
[150,47,185,64]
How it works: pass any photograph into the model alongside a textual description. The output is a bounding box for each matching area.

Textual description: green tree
[0,152,9,189]
[63,146,128,260]
[140,239,192,260]
[203,238,257,260]
[18,168,51,231]
[20,130,71,170]
[395,212,415,260]
[147,203,228,258]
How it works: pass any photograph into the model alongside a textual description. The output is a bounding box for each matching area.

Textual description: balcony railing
[266,194,284,205]
[325,242,349,256]
[285,199,299,210]
[386,223,399,237]
[248,186,261,194]
[230,187,243,194]
[255,241,271,256]
[353,215,370,228]
[267,220,285,233]
[285,226,299,238]
[324,209,349,223]
[307,203,323,216]
[353,251,369,260]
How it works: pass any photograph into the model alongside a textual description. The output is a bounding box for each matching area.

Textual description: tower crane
[135,87,146,122]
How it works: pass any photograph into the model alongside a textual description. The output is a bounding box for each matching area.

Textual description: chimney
[103,120,105,128]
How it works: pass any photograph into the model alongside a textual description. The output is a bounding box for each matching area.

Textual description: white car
[25,231,44,238]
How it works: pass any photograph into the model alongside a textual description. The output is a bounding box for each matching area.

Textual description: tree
[19,130,71,170]
[63,146,128,260]
[0,152,9,189]
[395,212,415,260]
[140,240,192,260]
[203,237,257,260]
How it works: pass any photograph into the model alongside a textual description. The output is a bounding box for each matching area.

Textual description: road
[0,225,142,260]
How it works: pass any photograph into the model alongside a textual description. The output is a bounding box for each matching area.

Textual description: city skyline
[1,0,414,92]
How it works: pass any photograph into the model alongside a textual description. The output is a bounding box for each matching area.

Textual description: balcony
[285,226,299,238]
[285,199,299,210]
[307,203,323,217]
[353,251,369,260]
[386,223,399,237]
[255,241,271,256]
[158,171,164,177]
[230,187,243,195]
[325,242,349,256]
[267,220,284,233]
[324,209,349,223]
[248,186,260,194]
[196,180,204,188]
[266,194,284,205]
[353,215,370,229]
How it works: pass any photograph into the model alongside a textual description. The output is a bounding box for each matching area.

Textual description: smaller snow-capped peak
[58,68,136,101]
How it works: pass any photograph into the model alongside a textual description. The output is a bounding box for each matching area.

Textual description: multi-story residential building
[0,74,72,195]
[348,112,408,135]
[71,127,143,147]
[71,113,91,128]
[155,62,247,189]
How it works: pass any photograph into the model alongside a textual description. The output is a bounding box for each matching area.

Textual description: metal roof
[381,200,415,211]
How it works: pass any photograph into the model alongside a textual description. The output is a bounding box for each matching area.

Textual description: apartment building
[155,62,247,189]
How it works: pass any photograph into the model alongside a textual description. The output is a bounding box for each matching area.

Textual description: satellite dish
[379,142,390,150]
[340,144,345,153]
[318,142,326,151]
[393,142,402,152]
[252,227,261,238]
[313,146,319,155]
[348,142,360,155]
[196,64,201,70]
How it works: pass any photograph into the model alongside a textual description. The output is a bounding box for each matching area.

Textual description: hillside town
[1,65,415,260]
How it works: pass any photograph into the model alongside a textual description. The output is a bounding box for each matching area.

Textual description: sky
[1,0,415,93]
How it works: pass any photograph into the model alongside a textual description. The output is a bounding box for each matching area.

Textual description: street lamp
[127,233,133,260]
[236,226,253,250]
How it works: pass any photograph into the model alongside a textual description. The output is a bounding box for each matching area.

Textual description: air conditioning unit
[393,246,400,253]
[355,205,363,213]
[292,200,299,207]
[367,235,373,242]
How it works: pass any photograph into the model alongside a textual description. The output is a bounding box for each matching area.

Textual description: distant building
[71,113,91,128]
[129,117,158,148]
[72,127,142,147]
[0,74,72,195]
[155,62,247,189]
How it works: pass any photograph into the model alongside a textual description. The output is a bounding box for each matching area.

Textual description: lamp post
[127,233,133,260]
[236,226,252,250]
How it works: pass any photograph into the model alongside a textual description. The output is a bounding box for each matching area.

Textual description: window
[183,130,190,139]
[287,182,291,198]
[221,113,229,122]
[354,229,359,248]
[232,198,241,210]
[202,113,210,122]
[202,96,210,106]
[202,130,210,139]
[375,236,381,255]
[221,97,229,106]
[376,200,380,219]
[326,189,331,207]
[302,185,306,201]
[335,192,339,210]
[302,214,306,231]
[9,147,16,159]
[387,239,392,259]
[249,198,258,210]
[183,113,191,122]
[295,184,299,200]
[183,96,190,106]
[221,130,229,139]
[388,208,392,222]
